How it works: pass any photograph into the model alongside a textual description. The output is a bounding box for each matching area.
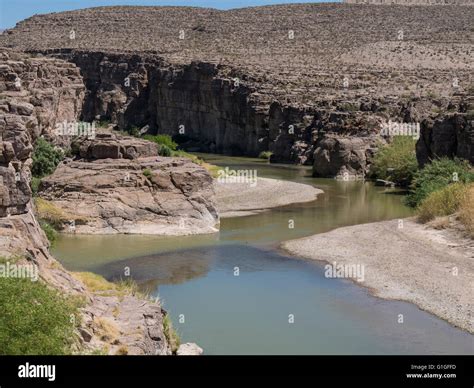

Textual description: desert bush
[39,220,58,245]
[142,134,178,151]
[30,177,41,196]
[417,183,467,223]
[459,184,474,237]
[127,126,140,137]
[143,168,153,179]
[370,136,418,186]
[31,138,63,178]
[406,158,474,207]
[158,144,172,157]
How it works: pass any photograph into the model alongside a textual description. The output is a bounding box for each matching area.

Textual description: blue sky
[0,0,337,29]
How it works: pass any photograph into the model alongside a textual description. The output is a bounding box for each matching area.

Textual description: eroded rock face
[313,135,379,178]
[0,49,85,216]
[417,113,474,166]
[0,50,175,355]
[72,132,158,160]
[1,4,472,174]
[39,155,219,235]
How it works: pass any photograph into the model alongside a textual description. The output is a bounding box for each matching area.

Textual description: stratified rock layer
[1,4,472,175]
[0,50,85,216]
[39,151,219,235]
[0,49,200,354]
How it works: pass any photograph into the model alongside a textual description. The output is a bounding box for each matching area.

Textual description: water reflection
[49,155,474,355]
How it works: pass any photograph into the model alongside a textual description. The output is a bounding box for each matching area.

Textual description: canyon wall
[0,49,176,355]
[0,50,85,217]
[2,4,472,177]
[42,49,473,178]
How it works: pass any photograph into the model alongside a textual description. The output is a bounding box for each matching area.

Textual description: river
[52,154,474,355]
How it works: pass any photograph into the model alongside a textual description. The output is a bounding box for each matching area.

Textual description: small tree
[370,136,418,187]
[31,138,63,178]
[406,157,474,208]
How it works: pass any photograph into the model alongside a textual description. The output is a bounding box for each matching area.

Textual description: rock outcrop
[0,49,85,217]
[312,135,380,177]
[1,4,472,175]
[0,49,175,355]
[38,133,219,235]
[417,111,474,166]
[177,343,203,356]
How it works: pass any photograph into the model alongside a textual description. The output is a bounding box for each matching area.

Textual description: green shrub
[30,177,41,196]
[127,126,140,137]
[163,314,180,354]
[172,149,201,162]
[158,144,172,157]
[0,277,77,354]
[31,138,63,178]
[370,136,418,186]
[142,168,153,179]
[258,151,273,160]
[39,220,57,246]
[142,134,178,151]
[417,183,467,223]
[406,158,474,207]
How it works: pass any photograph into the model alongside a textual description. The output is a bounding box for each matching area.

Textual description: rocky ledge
[38,133,219,235]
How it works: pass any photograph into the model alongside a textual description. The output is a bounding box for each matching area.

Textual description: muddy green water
[53,154,473,355]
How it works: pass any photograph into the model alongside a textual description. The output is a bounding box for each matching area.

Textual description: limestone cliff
[0,49,174,355]
[1,4,471,176]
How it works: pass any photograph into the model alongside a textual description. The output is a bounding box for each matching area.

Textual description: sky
[0,0,338,29]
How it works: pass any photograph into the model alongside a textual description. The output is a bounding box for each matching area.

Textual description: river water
[52,154,474,355]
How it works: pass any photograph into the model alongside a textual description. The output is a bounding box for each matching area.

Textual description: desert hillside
[1,4,473,171]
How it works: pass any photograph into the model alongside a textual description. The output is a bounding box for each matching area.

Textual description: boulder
[177,343,203,356]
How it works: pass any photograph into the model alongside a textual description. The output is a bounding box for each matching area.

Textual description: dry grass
[459,184,474,237]
[115,346,129,355]
[201,162,220,178]
[417,183,468,223]
[163,314,180,354]
[72,272,117,293]
[427,216,451,230]
[93,317,121,343]
[35,198,87,228]
[72,272,146,298]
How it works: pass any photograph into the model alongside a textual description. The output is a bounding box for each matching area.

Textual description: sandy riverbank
[282,218,474,333]
[215,177,323,218]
